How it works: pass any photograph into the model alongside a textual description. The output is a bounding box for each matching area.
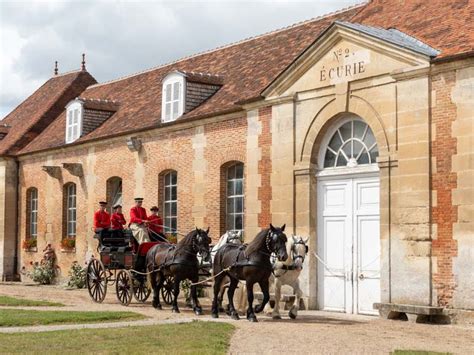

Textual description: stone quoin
[0,0,473,322]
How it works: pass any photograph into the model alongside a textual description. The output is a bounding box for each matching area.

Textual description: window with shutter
[161,72,185,122]
[65,100,83,143]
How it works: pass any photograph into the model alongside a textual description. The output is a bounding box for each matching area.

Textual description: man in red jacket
[111,204,126,230]
[110,204,126,238]
[94,201,111,239]
[129,198,149,244]
[147,206,166,242]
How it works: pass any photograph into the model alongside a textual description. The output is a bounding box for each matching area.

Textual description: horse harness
[273,238,308,277]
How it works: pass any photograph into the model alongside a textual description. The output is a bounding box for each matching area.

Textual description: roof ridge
[53,68,84,78]
[87,1,368,89]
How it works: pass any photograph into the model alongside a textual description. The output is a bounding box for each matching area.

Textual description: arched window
[162,171,177,233]
[106,177,122,212]
[26,188,38,239]
[323,119,378,168]
[63,183,77,238]
[225,163,244,235]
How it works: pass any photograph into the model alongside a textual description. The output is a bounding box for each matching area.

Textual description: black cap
[113,204,122,210]
[150,206,159,211]
[99,201,107,205]
[134,197,144,201]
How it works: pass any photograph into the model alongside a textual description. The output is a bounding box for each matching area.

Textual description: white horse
[266,235,308,319]
[237,235,308,319]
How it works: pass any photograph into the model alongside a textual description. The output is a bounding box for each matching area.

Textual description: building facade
[1,0,473,320]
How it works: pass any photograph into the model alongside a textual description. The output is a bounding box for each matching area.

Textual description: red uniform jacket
[111,213,126,230]
[93,210,110,229]
[129,206,148,224]
[147,215,163,235]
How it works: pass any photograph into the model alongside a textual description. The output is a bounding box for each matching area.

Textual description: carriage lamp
[126,136,142,152]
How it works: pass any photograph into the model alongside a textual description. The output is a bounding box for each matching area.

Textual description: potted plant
[61,237,75,251]
[22,238,37,251]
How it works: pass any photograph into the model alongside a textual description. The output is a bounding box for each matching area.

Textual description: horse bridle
[192,232,209,255]
[265,230,280,254]
[291,238,308,265]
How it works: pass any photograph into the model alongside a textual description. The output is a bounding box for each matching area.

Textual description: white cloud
[0,0,360,118]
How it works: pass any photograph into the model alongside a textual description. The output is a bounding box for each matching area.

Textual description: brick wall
[18,114,249,275]
[258,107,272,228]
[431,70,458,307]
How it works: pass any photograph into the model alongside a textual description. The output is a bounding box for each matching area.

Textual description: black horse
[146,228,211,314]
[211,224,288,322]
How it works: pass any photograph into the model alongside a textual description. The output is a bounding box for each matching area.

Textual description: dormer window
[161,72,185,122]
[65,99,83,143]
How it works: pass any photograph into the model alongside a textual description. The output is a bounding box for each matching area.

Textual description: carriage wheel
[161,276,174,305]
[133,276,151,303]
[86,258,107,303]
[116,270,133,306]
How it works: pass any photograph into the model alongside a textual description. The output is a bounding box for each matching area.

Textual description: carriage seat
[95,229,132,249]
[137,241,161,257]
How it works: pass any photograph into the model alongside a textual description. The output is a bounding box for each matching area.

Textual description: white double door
[317,175,380,315]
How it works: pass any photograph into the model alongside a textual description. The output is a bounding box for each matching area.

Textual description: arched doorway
[316,114,380,315]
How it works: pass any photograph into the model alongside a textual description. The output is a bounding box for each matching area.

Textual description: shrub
[67,261,86,289]
[29,259,56,285]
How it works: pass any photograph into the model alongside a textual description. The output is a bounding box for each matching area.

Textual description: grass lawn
[0,295,64,307]
[0,321,234,354]
[0,309,144,327]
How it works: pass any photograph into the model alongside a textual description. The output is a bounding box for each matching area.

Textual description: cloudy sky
[0,0,360,119]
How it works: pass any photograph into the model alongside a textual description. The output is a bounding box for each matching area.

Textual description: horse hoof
[172,308,180,314]
[247,316,258,322]
[254,305,263,313]
[272,315,282,320]
[211,313,219,318]
[231,313,240,320]
[289,311,297,319]
[194,309,203,316]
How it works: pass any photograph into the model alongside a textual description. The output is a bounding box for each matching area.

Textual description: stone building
[0,0,473,320]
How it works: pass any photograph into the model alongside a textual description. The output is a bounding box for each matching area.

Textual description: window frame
[65,183,77,238]
[161,72,186,123]
[27,188,38,239]
[318,116,379,177]
[163,171,178,234]
[65,100,83,143]
[226,163,244,236]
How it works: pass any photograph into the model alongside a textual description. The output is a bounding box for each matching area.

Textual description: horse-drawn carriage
[85,229,176,306]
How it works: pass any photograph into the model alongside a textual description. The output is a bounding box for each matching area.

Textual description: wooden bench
[374,302,450,324]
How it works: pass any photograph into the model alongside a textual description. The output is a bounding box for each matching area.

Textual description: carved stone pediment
[42,166,62,179]
[62,163,83,177]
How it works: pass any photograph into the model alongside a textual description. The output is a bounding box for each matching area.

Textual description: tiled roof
[14,0,474,155]
[0,70,96,155]
[20,4,362,154]
[351,0,474,59]
[336,21,440,57]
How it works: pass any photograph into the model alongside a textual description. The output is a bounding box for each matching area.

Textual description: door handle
[359,273,365,280]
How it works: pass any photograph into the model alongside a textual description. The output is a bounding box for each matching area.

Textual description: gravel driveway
[1,283,473,354]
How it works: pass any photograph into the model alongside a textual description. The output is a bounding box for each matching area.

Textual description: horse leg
[153,272,164,310]
[264,275,275,315]
[227,278,240,320]
[218,280,227,313]
[150,272,162,310]
[272,278,282,320]
[171,277,181,313]
[211,274,225,318]
[190,275,202,316]
[289,279,302,319]
[255,278,270,314]
[246,281,257,322]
